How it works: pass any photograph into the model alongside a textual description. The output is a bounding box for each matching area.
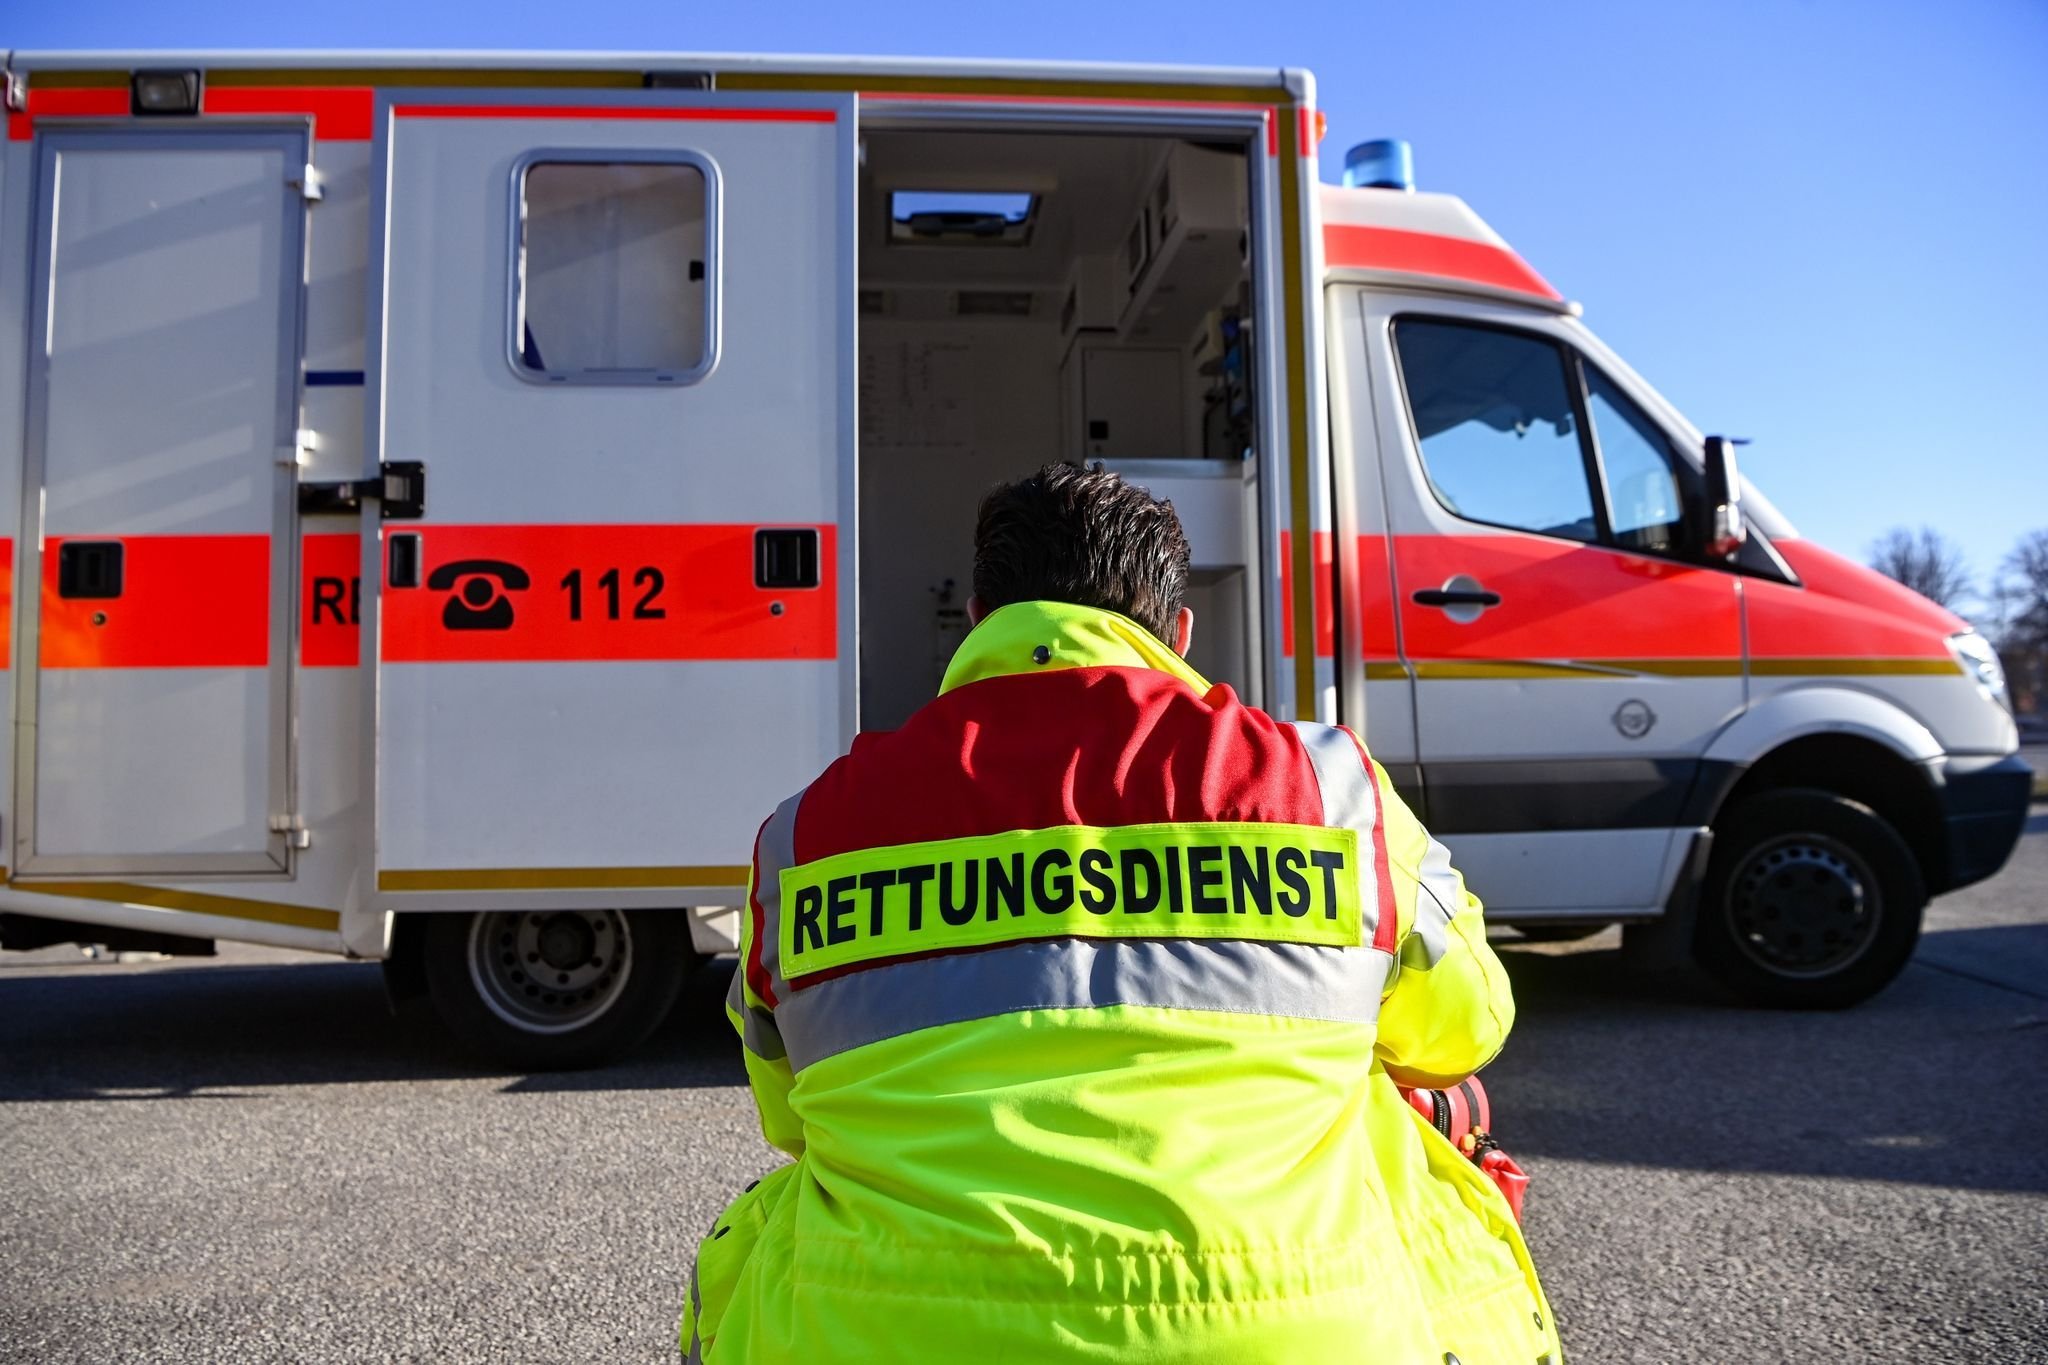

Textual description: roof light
[1343,139,1414,192]
[131,69,201,117]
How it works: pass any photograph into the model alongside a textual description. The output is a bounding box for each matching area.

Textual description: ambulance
[0,50,2029,1066]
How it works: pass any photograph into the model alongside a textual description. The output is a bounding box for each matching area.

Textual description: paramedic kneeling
[682,463,1559,1364]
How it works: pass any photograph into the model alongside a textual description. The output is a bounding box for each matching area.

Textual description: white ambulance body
[0,51,2028,1064]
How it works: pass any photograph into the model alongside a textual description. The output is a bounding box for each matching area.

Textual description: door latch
[299,461,426,519]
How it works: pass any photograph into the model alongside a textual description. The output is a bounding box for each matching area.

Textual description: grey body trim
[728,791,802,1061]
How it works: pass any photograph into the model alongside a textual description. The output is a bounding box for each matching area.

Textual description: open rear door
[367,91,855,905]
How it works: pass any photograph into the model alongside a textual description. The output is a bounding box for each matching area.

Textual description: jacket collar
[938,601,1212,697]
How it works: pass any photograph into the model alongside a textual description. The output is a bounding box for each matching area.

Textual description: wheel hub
[1727,835,1879,979]
[466,910,632,1035]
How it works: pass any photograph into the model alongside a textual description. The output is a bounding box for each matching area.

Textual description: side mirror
[1701,435,1748,560]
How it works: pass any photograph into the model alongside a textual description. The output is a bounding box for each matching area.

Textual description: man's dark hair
[973,463,1191,643]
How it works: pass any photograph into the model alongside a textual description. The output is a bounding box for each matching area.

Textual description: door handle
[1412,587,1501,609]
[57,541,125,599]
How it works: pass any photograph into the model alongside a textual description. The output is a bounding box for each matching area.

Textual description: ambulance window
[515,158,711,382]
[1392,319,1599,542]
[1583,366,1689,555]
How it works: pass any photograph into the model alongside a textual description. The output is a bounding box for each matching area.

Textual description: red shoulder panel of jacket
[793,667,1325,864]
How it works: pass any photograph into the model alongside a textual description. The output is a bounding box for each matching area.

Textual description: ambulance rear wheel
[422,909,696,1069]
[1694,789,1925,1009]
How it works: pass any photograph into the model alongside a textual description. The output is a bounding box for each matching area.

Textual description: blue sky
[13,0,2045,611]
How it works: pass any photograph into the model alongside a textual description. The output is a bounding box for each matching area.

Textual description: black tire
[421,909,699,1069]
[1512,923,1611,944]
[1694,788,1926,1008]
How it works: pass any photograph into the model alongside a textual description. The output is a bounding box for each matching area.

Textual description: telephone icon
[428,558,530,632]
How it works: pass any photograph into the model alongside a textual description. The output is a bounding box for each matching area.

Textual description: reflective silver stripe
[751,793,803,1002]
[735,792,804,1060]
[1290,721,1376,829]
[729,965,786,1062]
[774,935,1390,1071]
[1409,832,1465,966]
[1290,721,1385,948]
[681,1264,703,1363]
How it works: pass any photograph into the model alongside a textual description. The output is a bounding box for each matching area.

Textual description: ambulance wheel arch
[394,910,701,1069]
[1690,689,1947,1007]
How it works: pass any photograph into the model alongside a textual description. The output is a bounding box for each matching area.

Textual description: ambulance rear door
[365,90,856,907]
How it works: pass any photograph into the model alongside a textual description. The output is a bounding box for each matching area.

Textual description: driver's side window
[1390,318,1599,543]
[1392,313,1699,560]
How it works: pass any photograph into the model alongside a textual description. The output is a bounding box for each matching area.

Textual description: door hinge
[298,460,427,520]
[278,428,319,469]
[290,164,325,202]
[269,814,312,850]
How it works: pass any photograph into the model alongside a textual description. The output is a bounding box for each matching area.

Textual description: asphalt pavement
[2,808,2044,1363]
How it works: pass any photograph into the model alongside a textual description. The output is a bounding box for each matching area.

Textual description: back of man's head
[972,463,1191,645]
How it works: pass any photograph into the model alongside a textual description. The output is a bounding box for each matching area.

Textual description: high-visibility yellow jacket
[685,602,1559,1363]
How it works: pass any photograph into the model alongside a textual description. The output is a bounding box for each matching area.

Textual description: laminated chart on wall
[859,340,974,451]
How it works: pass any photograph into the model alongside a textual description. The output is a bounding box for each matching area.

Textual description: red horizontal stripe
[1748,541,1959,660]
[203,86,375,140]
[1276,530,1337,660]
[1324,223,1561,302]
[301,533,362,667]
[864,91,1273,114]
[1391,531,1738,661]
[41,536,269,669]
[390,103,835,124]
[380,524,836,663]
[0,537,12,669]
[8,87,129,141]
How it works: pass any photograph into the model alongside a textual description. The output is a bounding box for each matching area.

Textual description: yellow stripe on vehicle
[1750,657,1963,677]
[1406,660,1733,680]
[1404,658,1956,680]
[1265,99,1319,723]
[378,865,750,893]
[721,73,1291,104]
[779,822,1363,980]
[11,880,340,933]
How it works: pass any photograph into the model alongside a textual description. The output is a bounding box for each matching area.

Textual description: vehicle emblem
[1613,699,1656,740]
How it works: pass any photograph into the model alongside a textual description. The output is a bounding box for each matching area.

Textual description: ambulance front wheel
[1693,788,1926,1009]
[422,908,698,1069]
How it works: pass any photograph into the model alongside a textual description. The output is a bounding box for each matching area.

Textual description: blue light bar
[1343,139,1415,192]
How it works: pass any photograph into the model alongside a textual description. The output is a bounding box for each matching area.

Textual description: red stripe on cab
[1324,224,1561,302]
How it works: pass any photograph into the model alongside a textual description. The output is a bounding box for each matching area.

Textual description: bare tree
[1868,526,1974,610]
[1990,529,2048,715]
